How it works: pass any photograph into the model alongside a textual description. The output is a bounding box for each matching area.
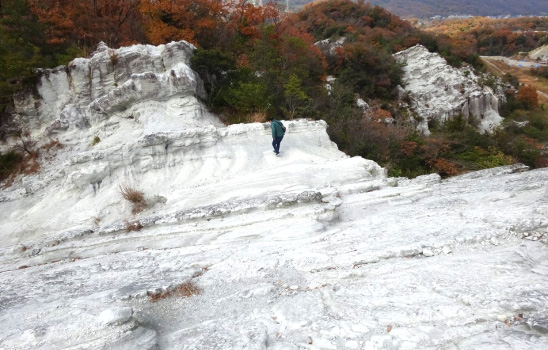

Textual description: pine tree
[0,0,48,119]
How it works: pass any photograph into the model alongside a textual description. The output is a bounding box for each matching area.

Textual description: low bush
[119,184,147,215]
[125,219,143,232]
[0,149,40,187]
[494,108,548,167]
[149,281,200,302]
[43,139,64,151]
[0,150,24,182]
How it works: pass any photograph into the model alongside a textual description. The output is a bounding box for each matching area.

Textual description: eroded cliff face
[529,44,548,60]
[394,45,504,134]
[1,40,381,245]
[12,41,209,138]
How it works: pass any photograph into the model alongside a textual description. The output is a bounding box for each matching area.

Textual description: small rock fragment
[497,314,508,322]
[422,248,434,257]
[99,307,133,326]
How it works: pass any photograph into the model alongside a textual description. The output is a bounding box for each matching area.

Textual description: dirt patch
[481,57,548,105]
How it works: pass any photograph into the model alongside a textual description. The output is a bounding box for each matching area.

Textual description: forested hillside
[293,0,548,18]
[424,16,548,57]
[0,0,546,181]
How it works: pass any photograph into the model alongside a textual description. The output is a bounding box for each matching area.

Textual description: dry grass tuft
[175,281,201,297]
[119,184,147,214]
[119,184,144,203]
[22,151,40,175]
[149,281,200,302]
[131,201,148,215]
[248,112,267,123]
[43,139,64,151]
[125,220,143,232]
[1,150,40,188]
[110,53,119,66]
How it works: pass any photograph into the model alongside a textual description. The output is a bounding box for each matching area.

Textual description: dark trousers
[272,136,283,154]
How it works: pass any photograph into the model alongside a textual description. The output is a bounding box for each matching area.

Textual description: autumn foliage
[516,86,539,110]
[139,0,228,48]
[28,0,144,51]
[425,16,548,57]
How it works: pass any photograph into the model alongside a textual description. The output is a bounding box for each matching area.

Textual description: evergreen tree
[0,0,48,119]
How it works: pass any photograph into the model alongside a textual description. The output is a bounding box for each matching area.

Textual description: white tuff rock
[1,41,547,350]
[528,44,548,61]
[394,45,503,134]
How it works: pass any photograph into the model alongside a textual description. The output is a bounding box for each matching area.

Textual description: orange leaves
[138,0,196,45]
[147,23,196,47]
[279,31,326,74]
[228,0,281,42]
[394,135,463,177]
[139,0,228,47]
[427,16,548,58]
[419,138,463,176]
[374,109,392,121]
[235,2,263,38]
[401,141,418,157]
[29,0,143,49]
[29,0,76,45]
[432,158,460,176]
[333,46,345,71]
[516,85,539,110]
[361,15,372,26]
[236,54,250,68]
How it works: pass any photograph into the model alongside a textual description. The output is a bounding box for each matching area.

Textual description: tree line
[424,16,548,57]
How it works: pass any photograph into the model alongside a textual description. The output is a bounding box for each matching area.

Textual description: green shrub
[444,114,467,133]
[0,150,23,182]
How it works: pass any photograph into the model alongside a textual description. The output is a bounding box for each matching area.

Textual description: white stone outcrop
[1,40,383,242]
[1,41,547,350]
[529,44,548,61]
[12,41,209,141]
[394,45,503,134]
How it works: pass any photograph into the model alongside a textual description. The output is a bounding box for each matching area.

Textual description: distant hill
[291,0,548,18]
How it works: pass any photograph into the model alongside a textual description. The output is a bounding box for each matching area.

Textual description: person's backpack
[280,121,286,133]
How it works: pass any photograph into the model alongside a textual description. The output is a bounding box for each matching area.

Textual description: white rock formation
[394,45,504,134]
[315,37,346,56]
[1,41,547,350]
[529,44,548,61]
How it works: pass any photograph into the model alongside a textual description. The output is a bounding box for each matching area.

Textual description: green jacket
[271,119,285,138]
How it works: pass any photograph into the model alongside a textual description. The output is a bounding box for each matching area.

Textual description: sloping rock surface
[1,41,547,350]
[529,44,548,61]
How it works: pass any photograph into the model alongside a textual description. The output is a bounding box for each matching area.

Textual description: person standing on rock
[269,117,286,156]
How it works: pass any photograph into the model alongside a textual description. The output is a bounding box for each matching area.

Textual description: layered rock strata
[394,45,504,134]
